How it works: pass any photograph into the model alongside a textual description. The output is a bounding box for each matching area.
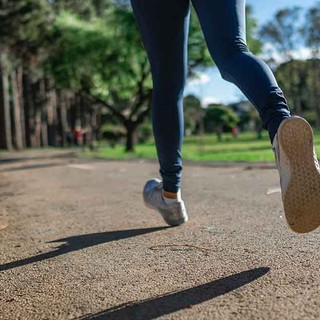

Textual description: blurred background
[0,0,319,162]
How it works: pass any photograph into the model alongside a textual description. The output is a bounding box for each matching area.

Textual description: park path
[0,153,320,319]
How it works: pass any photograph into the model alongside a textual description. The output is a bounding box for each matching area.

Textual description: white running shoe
[273,116,320,233]
[143,179,188,226]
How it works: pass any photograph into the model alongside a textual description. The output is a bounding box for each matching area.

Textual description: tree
[0,1,262,152]
[46,9,152,152]
[50,0,111,19]
[0,0,54,149]
[260,7,304,115]
[276,59,320,124]
[46,3,262,152]
[204,104,239,142]
[183,95,204,136]
[0,52,12,150]
[260,7,302,61]
[303,3,320,126]
[46,6,214,152]
[304,2,320,58]
[246,6,263,54]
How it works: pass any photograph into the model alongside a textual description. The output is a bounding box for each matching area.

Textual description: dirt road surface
[1,153,320,320]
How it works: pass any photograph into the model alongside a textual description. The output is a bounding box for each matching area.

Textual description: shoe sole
[144,199,188,226]
[278,116,320,233]
[143,180,188,227]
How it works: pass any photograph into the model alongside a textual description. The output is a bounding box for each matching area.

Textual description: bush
[303,110,317,127]
[137,123,153,143]
[101,125,125,148]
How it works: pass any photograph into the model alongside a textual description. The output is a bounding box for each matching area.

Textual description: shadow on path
[0,152,76,165]
[0,162,64,172]
[78,267,270,320]
[0,227,167,271]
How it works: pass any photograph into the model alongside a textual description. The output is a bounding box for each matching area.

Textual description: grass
[79,130,320,163]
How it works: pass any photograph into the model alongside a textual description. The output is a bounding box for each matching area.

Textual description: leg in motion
[131,0,189,225]
[192,0,290,143]
[193,0,320,233]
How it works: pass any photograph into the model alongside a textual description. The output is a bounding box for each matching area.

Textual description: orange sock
[163,190,178,199]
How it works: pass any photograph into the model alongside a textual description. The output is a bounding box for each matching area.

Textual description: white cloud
[261,43,313,64]
[188,72,211,86]
[296,47,313,60]
[201,96,218,108]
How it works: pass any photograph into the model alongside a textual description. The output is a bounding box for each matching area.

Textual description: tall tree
[260,7,303,114]
[11,69,24,149]
[246,5,263,54]
[304,3,320,126]
[46,3,261,152]
[304,2,320,58]
[276,59,320,122]
[183,95,204,136]
[0,52,12,150]
[260,7,302,61]
[0,0,54,149]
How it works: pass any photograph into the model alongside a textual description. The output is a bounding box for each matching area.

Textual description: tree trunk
[17,63,26,148]
[41,120,48,147]
[46,78,58,146]
[125,122,137,152]
[29,81,39,148]
[89,110,98,147]
[39,79,48,147]
[35,109,41,148]
[23,73,34,148]
[83,95,94,146]
[0,56,12,150]
[57,91,68,147]
[216,126,223,142]
[11,69,24,150]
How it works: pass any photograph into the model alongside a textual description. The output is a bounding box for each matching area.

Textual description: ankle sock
[163,189,181,204]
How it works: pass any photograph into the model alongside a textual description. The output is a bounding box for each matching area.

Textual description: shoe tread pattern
[278,117,320,233]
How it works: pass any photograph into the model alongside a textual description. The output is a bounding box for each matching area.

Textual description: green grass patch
[79,131,320,163]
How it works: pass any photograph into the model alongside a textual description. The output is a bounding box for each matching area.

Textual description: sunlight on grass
[79,131,320,163]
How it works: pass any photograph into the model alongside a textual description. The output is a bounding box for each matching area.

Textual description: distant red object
[232,127,238,138]
[73,128,83,145]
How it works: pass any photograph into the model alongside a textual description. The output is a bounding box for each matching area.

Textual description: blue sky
[185,0,318,105]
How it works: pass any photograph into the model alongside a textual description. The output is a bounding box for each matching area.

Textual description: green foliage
[303,110,318,126]
[47,8,151,103]
[137,122,153,143]
[188,8,212,73]
[0,0,53,64]
[276,59,320,113]
[50,0,111,18]
[183,94,203,135]
[47,12,112,90]
[246,6,263,54]
[204,105,239,139]
[101,124,125,147]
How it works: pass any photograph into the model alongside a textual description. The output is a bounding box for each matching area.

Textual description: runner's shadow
[0,227,167,271]
[78,267,270,320]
